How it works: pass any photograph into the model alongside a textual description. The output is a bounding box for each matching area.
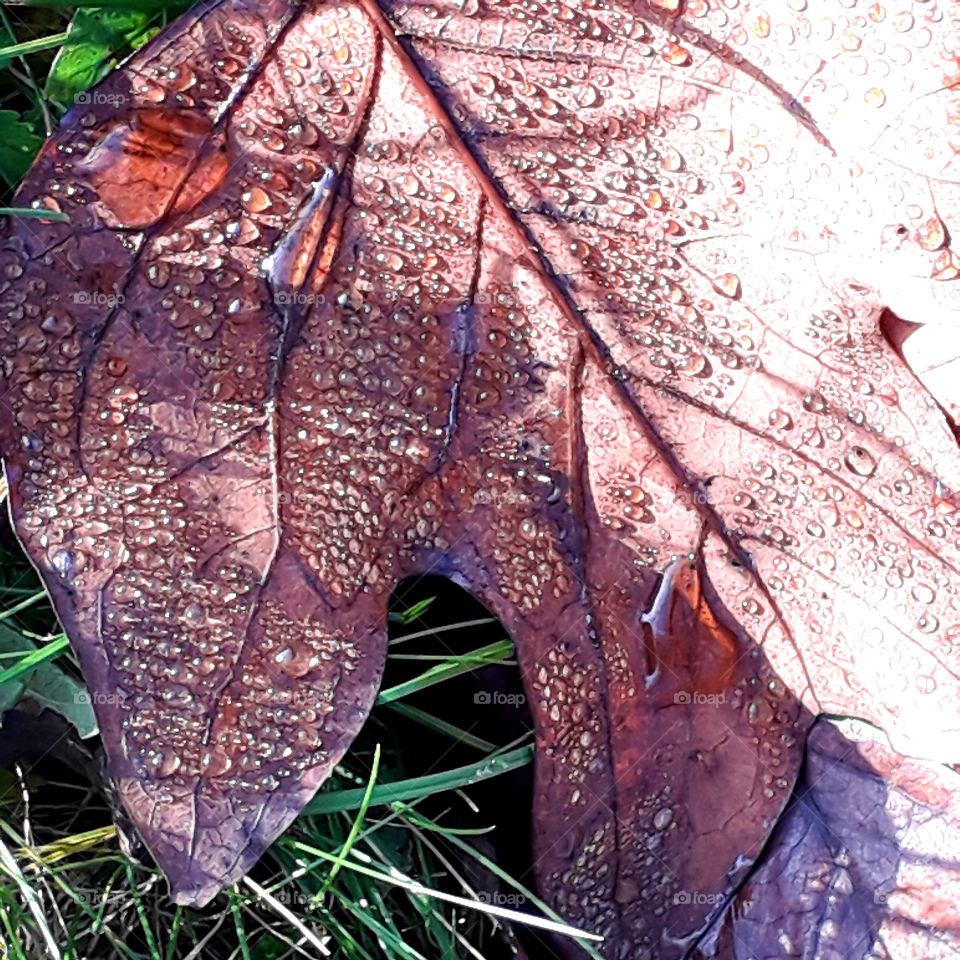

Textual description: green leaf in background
[44,7,159,111]
[0,110,43,187]
[0,624,97,739]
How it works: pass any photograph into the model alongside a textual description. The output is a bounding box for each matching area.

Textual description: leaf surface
[699,717,960,959]
[1,0,960,955]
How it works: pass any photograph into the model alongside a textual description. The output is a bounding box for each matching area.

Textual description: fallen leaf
[1,0,960,956]
[699,717,960,958]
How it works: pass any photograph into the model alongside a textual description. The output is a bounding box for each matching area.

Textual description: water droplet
[714,273,741,299]
[153,752,181,778]
[653,807,673,830]
[470,72,496,96]
[184,602,205,622]
[242,187,271,212]
[768,408,793,430]
[661,43,692,67]
[844,446,876,477]
[52,549,80,579]
[911,583,935,604]
[918,215,947,252]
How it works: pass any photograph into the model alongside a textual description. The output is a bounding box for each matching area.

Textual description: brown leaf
[698,718,960,959]
[2,0,960,955]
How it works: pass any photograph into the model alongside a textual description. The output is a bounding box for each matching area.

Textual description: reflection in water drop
[844,446,876,478]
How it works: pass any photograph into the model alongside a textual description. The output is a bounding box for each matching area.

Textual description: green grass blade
[0,634,68,685]
[123,862,160,960]
[388,616,496,646]
[305,746,533,815]
[286,838,603,948]
[389,596,435,624]
[327,885,427,960]
[0,826,62,960]
[318,744,380,896]
[227,889,251,960]
[241,876,330,957]
[0,207,71,222]
[0,590,49,625]
[162,906,183,960]
[0,32,68,62]
[378,639,513,703]
[19,0,183,9]
[435,829,607,960]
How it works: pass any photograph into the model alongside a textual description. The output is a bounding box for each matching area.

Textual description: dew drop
[714,273,741,299]
[917,215,947,252]
[768,408,793,430]
[661,43,692,66]
[911,583,935,605]
[242,187,271,213]
[653,807,673,830]
[844,446,876,477]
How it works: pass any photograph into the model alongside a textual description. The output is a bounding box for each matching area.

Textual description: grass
[0,5,606,959]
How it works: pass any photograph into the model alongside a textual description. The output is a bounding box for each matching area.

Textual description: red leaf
[2,0,960,955]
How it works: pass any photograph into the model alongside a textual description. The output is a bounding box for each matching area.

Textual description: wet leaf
[1,0,960,955]
[700,718,960,958]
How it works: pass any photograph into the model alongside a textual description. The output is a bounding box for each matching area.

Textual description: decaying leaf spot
[2,0,960,956]
[75,109,228,228]
[640,558,739,695]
